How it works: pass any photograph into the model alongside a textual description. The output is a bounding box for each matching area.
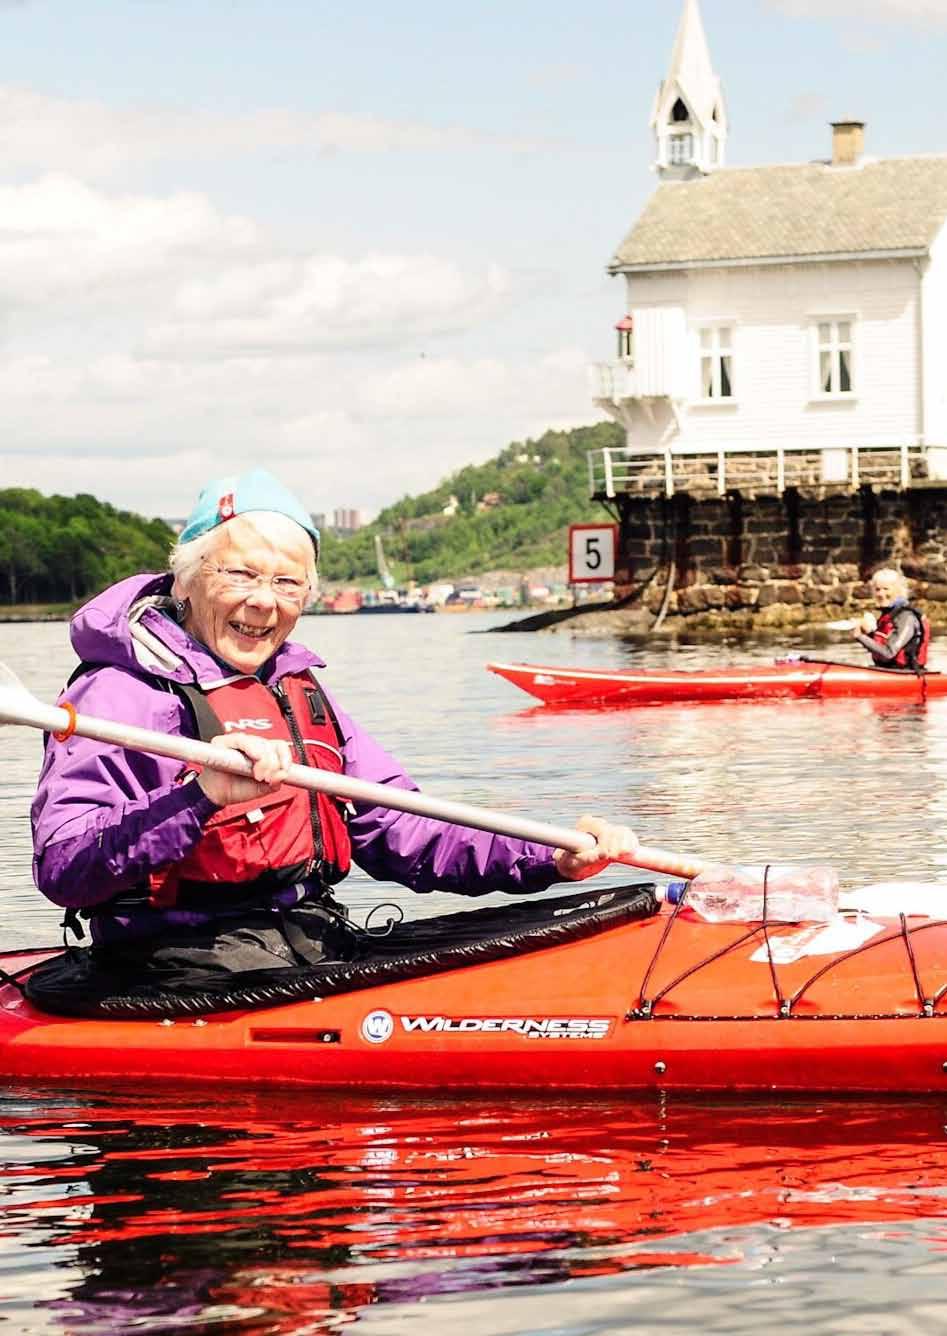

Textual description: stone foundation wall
[615,486,947,630]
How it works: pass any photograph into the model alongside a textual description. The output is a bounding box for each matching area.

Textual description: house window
[668,133,694,165]
[699,326,734,399]
[671,98,690,123]
[815,319,853,395]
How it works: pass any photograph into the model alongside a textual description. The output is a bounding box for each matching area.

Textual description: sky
[2,0,947,522]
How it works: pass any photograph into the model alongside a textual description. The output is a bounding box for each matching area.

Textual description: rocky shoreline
[0,607,74,624]
[494,559,947,640]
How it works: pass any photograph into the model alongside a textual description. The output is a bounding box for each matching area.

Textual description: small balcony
[590,360,640,404]
[589,360,684,406]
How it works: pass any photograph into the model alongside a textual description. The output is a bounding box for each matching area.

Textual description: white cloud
[0,341,598,518]
[147,255,511,356]
[343,347,597,510]
[0,174,258,305]
[767,0,947,23]
[361,357,511,417]
[0,86,549,179]
[0,107,591,520]
[361,347,591,421]
[0,172,510,365]
[280,408,371,459]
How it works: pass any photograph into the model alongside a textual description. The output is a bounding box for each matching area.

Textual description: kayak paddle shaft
[0,678,706,878]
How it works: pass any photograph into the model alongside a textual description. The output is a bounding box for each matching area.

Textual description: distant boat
[487,658,947,706]
[314,588,362,615]
[359,599,434,615]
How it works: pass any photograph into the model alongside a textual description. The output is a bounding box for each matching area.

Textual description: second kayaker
[852,567,930,671]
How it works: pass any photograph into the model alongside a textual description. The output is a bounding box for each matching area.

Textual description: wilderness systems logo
[363,1014,614,1043]
[360,1010,395,1044]
[404,1016,612,1041]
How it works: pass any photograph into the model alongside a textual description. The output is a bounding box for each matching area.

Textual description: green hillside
[0,489,175,606]
[0,420,620,607]
[319,420,621,586]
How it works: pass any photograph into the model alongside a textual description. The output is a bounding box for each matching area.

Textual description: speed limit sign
[569,524,617,583]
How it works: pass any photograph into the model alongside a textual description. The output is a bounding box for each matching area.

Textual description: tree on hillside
[319,420,622,586]
[0,492,175,606]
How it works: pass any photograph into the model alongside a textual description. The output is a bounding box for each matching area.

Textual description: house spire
[651,0,727,180]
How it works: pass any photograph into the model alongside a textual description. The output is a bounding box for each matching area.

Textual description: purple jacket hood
[70,572,325,687]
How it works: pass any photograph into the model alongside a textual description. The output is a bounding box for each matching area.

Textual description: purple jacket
[31,573,559,941]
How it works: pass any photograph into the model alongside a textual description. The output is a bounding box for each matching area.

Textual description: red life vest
[148,672,351,908]
[871,605,930,670]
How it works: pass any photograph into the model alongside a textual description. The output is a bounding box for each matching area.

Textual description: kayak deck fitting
[4,884,947,1094]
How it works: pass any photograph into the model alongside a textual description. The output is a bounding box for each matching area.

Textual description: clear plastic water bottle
[664,863,839,923]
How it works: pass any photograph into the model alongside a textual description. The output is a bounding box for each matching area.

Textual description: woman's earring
[173,598,189,622]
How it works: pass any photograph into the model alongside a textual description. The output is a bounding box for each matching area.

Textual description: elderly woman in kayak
[31,469,635,987]
[852,568,930,671]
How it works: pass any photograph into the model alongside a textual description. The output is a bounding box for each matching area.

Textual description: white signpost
[568,523,617,584]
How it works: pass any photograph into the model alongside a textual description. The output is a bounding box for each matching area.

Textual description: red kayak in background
[487,659,947,707]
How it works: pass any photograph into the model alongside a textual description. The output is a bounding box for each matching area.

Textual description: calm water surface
[3,613,947,1332]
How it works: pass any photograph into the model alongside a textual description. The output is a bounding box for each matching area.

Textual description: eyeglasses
[210,564,311,605]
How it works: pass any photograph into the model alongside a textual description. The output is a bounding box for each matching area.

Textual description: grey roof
[610,156,947,270]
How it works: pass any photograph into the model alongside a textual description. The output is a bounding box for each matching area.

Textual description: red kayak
[4,884,947,1093]
[487,658,947,707]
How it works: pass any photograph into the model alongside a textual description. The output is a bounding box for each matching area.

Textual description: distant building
[333,508,364,533]
[582,0,947,627]
[589,0,947,499]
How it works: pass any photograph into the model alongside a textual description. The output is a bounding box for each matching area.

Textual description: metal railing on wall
[588,442,928,500]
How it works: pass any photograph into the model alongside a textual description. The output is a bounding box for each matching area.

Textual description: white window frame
[695,323,736,403]
[668,132,694,166]
[811,316,856,399]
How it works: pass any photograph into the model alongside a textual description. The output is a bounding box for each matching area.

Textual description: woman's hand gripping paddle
[0,663,705,879]
[11,665,941,912]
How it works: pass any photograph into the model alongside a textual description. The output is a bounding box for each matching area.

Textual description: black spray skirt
[25,884,659,1019]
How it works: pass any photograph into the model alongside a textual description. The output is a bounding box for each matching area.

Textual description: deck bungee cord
[630,904,947,1023]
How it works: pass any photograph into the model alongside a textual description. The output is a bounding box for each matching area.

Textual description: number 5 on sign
[568,524,617,583]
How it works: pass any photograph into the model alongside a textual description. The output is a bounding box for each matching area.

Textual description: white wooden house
[590,0,947,498]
